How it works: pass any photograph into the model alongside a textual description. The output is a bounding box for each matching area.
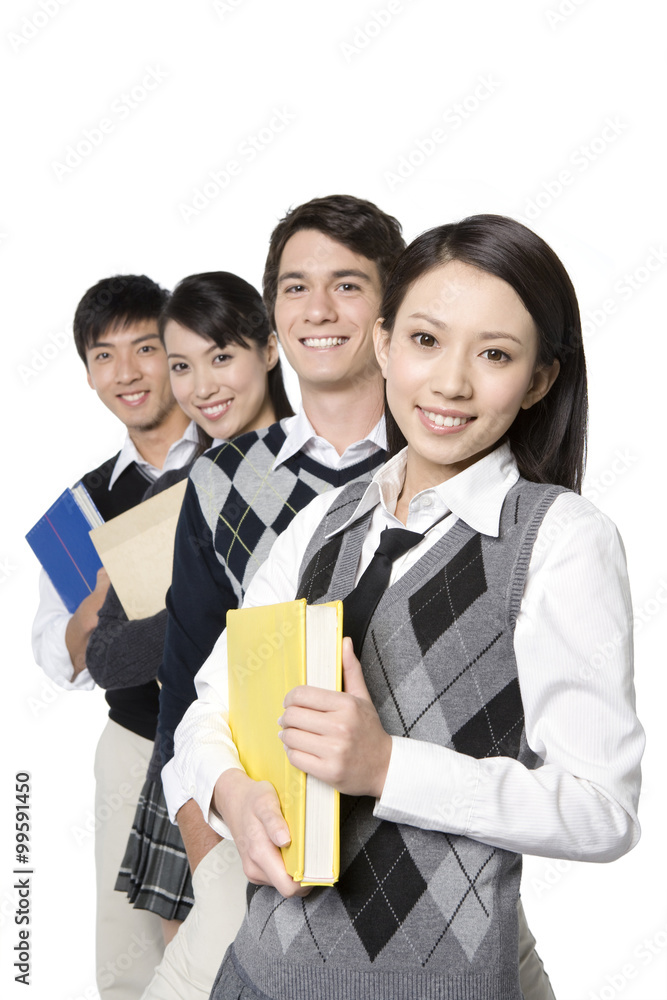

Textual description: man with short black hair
[32,274,197,998]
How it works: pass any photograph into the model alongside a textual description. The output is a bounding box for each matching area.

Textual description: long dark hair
[159,271,293,450]
[380,215,587,492]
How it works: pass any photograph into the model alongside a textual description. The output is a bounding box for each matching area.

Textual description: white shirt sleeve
[31,569,95,691]
[375,493,644,862]
[166,489,342,829]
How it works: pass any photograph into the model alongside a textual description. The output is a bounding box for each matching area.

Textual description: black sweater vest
[81,454,159,740]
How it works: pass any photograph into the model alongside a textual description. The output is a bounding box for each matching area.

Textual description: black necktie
[343,526,425,656]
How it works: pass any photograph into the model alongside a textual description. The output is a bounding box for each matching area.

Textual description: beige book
[89,479,187,620]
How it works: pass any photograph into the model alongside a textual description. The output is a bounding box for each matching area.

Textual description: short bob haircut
[379,214,588,493]
[73,274,168,365]
[158,271,293,424]
[262,194,405,329]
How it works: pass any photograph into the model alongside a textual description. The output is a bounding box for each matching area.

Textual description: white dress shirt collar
[328,440,519,539]
[108,420,200,489]
[273,407,387,471]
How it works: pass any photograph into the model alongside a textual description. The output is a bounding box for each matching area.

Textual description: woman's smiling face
[163,320,278,440]
[374,259,559,492]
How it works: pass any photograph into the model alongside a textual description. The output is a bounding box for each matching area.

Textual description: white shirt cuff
[374,735,480,835]
[32,612,95,691]
[164,748,242,841]
[161,757,191,824]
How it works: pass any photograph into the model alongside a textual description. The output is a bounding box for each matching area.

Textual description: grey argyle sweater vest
[230,475,566,1000]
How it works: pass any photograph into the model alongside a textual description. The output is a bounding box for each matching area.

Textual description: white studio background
[1,1,665,998]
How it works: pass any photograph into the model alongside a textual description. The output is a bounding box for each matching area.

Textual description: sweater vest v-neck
[231,475,566,1000]
[190,420,388,601]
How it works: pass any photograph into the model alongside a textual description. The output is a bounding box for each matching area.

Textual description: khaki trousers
[142,838,246,999]
[94,719,164,998]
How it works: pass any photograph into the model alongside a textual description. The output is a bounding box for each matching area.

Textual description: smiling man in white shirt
[31,274,196,999]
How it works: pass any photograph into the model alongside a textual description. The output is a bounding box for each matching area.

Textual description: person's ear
[86,367,95,390]
[521,359,560,410]
[373,319,390,377]
[265,333,279,371]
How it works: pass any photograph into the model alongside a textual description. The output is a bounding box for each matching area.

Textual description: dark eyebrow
[478,331,524,346]
[278,271,303,283]
[330,269,373,283]
[408,313,525,346]
[277,269,373,285]
[408,311,447,330]
[167,343,230,360]
[91,333,161,349]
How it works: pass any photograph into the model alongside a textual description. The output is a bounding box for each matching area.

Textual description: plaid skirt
[115,776,194,921]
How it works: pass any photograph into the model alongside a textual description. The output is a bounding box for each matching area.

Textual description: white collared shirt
[274,407,387,471]
[31,423,201,691]
[170,442,644,862]
[108,420,201,488]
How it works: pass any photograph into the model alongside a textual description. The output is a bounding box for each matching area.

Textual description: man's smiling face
[85,318,177,431]
[273,229,383,392]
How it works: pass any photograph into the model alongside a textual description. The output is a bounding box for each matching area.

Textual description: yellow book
[226,599,342,886]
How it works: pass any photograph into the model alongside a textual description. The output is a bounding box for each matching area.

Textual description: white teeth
[120,392,146,402]
[424,410,469,427]
[201,402,229,416]
[302,337,348,348]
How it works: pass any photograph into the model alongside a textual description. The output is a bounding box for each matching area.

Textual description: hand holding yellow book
[226,599,342,886]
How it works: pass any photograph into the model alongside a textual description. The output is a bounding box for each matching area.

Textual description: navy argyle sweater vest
[190,420,388,599]
[158,421,388,764]
[230,475,565,1000]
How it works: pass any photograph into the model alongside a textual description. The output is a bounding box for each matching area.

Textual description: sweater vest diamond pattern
[190,421,387,600]
[232,475,566,1000]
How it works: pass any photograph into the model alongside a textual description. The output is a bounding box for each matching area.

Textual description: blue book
[26,484,105,613]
